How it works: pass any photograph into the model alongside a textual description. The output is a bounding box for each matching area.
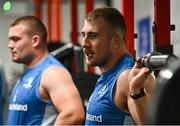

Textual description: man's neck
[26,51,49,68]
[100,49,128,73]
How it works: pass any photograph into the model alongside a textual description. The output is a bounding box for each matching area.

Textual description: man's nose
[82,37,90,49]
[8,40,14,49]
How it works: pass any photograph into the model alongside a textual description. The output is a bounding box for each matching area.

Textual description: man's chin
[87,58,99,66]
[12,59,21,63]
[87,62,97,67]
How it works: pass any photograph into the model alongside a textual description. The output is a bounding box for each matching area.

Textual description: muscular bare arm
[114,62,156,125]
[127,61,156,124]
[40,66,85,125]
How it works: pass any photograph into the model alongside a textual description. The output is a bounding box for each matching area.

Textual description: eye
[88,32,98,39]
[10,36,20,42]
[80,32,85,38]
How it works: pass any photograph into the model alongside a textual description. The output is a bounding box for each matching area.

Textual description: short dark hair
[10,15,47,44]
[86,7,126,41]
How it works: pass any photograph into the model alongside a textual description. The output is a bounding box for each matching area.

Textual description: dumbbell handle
[139,53,177,71]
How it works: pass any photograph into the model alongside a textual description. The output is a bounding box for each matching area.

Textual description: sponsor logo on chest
[22,77,34,89]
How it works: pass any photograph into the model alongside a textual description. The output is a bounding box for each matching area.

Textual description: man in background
[7,15,84,125]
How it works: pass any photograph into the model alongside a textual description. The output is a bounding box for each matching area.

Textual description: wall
[0,0,180,87]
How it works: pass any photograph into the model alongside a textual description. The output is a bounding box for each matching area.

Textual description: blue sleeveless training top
[85,54,135,125]
[7,55,63,125]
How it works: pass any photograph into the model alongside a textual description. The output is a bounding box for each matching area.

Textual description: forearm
[128,94,150,125]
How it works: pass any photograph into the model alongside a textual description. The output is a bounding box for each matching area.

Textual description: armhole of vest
[110,67,132,115]
[110,73,125,114]
[35,72,52,105]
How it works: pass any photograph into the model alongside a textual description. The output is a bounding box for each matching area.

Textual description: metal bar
[122,0,135,57]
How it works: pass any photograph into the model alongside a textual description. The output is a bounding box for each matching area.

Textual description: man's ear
[32,35,40,47]
[112,35,121,49]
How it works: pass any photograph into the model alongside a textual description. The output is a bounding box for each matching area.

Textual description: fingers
[138,67,151,78]
[129,67,151,89]
[132,58,144,70]
[134,57,152,74]
[129,57,153,91]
